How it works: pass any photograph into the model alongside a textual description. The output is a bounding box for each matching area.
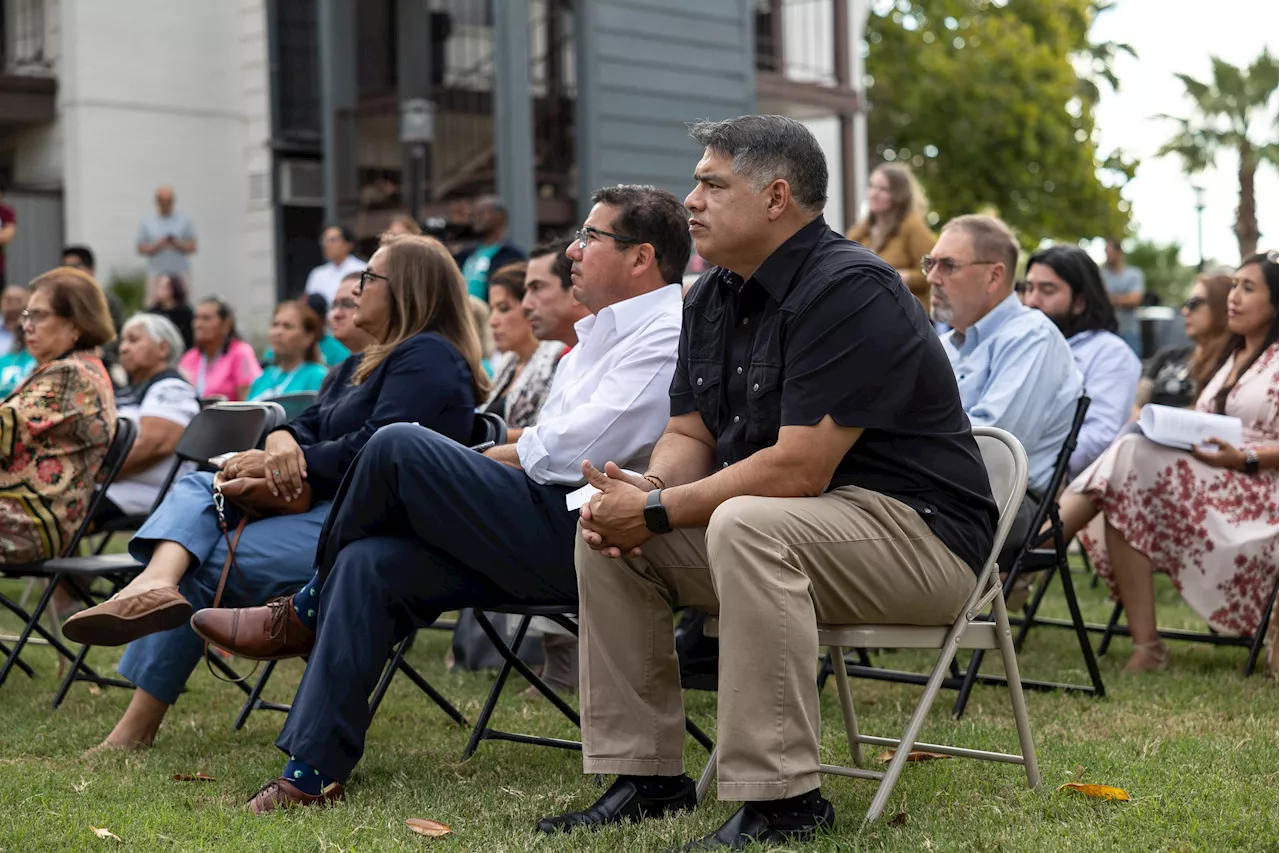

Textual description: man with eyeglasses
[193,185,692,813]
[927,214,1081,565]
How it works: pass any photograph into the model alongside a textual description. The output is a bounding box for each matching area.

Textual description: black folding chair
[951,395,1104,716]
[47,403,287,705]
[1095,580,1277,676]
[0,418,138,691]
[271,392,318,421]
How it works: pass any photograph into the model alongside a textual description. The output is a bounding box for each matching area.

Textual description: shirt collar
[572,283,682,344]
[956,292,1023,349]
[718,216,829,304]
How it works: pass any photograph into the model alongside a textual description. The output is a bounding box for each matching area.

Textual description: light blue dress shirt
[1066,329,1142,476]
[942,293,1083,494]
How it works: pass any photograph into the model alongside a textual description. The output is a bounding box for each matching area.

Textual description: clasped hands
[578,460,657,558]
[218,431,308,499]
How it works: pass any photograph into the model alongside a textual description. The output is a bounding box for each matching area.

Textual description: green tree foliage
[1156,49,1279,260]
[864,0,1133,247]
[1125,238,1197,307]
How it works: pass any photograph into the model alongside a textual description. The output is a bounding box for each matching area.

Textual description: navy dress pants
[276,423,578,781]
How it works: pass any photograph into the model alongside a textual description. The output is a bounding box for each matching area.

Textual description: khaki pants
[577,486,975,801]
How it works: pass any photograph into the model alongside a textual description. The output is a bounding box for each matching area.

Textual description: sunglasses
[1182,296,1207,312]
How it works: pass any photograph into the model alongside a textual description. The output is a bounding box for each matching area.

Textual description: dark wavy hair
[1207,251,1279,414]
[1025,244,1118,338]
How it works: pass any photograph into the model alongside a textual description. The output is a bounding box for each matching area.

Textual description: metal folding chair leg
[990,592,1040,790]
[0,640,35,679]
[828,645,864,767]
[368,632,467,726]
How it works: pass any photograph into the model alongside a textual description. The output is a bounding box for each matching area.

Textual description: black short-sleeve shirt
[671,217,997,573]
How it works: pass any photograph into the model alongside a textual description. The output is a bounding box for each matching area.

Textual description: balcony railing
[1,0,54,76]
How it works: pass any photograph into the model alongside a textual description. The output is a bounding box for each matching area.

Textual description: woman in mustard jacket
[846,162,936,308]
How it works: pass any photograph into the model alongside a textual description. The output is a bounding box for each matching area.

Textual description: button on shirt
[1066,329,1141,476]
[673,217,997,574]
[942,293,1082,494]
[517,284,682,486]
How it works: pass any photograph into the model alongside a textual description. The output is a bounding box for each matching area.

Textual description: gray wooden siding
[576,0,755,218]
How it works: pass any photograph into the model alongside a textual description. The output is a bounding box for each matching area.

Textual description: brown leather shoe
[62,587,192,646]
[247,777,344,814]
[191,597,315,660]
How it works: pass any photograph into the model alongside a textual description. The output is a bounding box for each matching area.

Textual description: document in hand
[1137,404,1244,451]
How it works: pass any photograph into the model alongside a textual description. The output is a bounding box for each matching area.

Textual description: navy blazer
[279,331,475,500]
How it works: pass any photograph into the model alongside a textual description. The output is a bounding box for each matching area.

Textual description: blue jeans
[116,471,330,705]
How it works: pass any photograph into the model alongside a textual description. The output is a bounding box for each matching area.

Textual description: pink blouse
[178,339,262,402]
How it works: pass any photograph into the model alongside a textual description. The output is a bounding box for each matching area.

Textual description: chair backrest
[1019,394,1090,552]
[61,417,138,557]
[143,402,285,515]
[470,410,508,447]
[272,392,318,421]
[969,427,1030,594]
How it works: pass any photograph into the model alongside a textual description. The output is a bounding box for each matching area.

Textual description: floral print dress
[1068,343,1278,637]
[0,355,116,563]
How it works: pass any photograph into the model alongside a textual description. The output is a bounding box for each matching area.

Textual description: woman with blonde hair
[64,234,484,753]
[846,162,936,306]
[0,267,117,563]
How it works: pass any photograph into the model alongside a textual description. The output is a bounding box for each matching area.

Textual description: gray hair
[688,115,829,214]
[940,214,1020,289]
[122,312,186,368]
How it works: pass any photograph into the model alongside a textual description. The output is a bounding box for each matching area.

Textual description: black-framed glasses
[575,226,643,251]
[1182,296,1207,312]
[921,255,998,277]
[357,270,390,294]
[20,308,52,326]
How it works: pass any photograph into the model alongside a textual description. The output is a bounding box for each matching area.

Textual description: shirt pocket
[688,358,725,436]
[745,363,783,444]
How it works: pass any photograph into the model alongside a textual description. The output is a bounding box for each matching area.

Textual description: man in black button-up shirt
[540,116,999,849]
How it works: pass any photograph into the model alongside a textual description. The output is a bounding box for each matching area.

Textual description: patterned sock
[282,756,338,796]
[292,575,320,631]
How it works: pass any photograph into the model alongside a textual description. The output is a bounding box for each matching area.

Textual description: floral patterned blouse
[0,354,116,563]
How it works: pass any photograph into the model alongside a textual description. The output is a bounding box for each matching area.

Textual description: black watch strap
[644,488,673,534]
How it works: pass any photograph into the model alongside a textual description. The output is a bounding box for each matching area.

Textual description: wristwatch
[644,489,673,534]
[1243,448,1260,475]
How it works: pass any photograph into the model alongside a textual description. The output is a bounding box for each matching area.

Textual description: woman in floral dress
[1056,251,1279,673]
[0,267,117,563]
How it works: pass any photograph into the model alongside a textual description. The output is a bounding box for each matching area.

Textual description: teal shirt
[0,350,36,397]
[461,244,503,300]
[247,361,329,402]
[318,335,350,367]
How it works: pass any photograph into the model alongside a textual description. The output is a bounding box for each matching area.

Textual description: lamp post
[1193,185,1206,272]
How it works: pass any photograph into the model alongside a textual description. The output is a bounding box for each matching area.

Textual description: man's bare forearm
[644,428,715,488]
[483,442,523,470]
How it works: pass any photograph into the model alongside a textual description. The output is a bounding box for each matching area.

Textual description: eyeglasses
[357,270,390,294]
[332,298,359,311]
[1182,296,1207,312]
[20,308,52,326]
[921,256,998,277]
[575,226,644,251]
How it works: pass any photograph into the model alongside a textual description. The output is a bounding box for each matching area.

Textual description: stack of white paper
[1137,404,1244,450]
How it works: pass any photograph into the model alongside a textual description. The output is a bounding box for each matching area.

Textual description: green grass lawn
[0,571,1275,853]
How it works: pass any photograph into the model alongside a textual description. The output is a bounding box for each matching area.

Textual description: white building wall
[16,0,275,341]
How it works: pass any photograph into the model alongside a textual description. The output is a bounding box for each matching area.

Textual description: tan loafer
[61,587,192,646]
[247,777,344,814]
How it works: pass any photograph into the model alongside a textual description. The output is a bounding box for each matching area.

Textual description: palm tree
[1157,49,1280,260]
[1076,1,1137,107]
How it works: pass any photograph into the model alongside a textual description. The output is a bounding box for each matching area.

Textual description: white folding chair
[695,426,1037,823]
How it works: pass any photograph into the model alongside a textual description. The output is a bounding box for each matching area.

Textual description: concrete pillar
[492,0,536,250]
[318,0,357,224]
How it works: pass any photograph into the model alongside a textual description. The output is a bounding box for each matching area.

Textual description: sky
[1090,0,1279,267]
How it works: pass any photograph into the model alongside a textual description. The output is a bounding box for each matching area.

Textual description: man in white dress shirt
[303,225,365,305]
[202,185,692,812]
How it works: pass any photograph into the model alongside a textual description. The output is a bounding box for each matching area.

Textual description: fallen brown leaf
[90,826,122,842]
[171,772,216,782]
[888,809,908,827]
[1056,782,1130,801]
[875,749,951,763]
[406,818,453,838]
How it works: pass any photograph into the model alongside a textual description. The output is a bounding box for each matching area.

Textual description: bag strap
[204,514,258,684]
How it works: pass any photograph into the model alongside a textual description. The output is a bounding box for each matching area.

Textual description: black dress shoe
[675,796,835,851]
[536,775,698,834]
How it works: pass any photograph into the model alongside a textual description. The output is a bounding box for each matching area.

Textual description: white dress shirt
[518,284,682,486]
[304,255,366,305]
